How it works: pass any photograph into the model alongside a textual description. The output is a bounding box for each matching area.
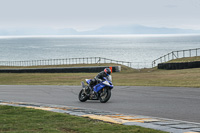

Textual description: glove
[98,79,102,83]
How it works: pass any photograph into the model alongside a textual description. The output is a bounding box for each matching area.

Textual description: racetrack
[0,85,200,123]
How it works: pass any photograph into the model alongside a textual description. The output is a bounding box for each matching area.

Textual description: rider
[89,68,111,93]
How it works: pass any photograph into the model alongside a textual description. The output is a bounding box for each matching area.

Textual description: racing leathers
[89,71,107,90]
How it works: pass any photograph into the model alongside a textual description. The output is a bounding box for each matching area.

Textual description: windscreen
[107,75,112,81]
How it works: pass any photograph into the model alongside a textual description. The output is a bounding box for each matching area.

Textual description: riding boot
[89,85,97,99]
[89,81,93,91]
[90,90,97,99]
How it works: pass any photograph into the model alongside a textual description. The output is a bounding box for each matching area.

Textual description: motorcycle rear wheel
[99,88,111,103]
[78,89,88,102]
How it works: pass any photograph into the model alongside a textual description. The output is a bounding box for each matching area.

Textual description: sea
[0,34,200,68]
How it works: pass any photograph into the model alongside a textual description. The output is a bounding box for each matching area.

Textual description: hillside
[1,25,200,35]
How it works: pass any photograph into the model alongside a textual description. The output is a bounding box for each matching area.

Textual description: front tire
[78,89,88,102]
[99,88,111,103]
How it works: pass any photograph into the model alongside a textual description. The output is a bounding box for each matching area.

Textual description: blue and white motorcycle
[79,75,114,103]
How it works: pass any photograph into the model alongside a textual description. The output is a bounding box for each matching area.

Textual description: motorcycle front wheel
[99,88,111,103]
[78,89,88,102]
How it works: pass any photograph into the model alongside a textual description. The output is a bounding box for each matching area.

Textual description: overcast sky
[0,0,200,31]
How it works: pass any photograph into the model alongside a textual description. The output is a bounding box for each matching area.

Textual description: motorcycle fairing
[85,79,91,84]
[93,83,106,93]
[85,76,114,93]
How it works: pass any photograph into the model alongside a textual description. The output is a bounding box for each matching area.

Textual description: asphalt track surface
[0,85,200,123]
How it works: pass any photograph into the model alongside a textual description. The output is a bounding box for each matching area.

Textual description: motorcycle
[78,75,114,103]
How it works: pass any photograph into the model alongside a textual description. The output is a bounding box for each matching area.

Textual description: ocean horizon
[0,34,200,68]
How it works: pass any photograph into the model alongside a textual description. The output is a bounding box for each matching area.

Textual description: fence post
[167,53,169,61]
[172,52,177,59]
[196,48,198,56]
[152,61,155,68]
[99,57,101,64]
[177,51,179,58]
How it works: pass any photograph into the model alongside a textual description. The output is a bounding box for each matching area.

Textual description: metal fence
[152,48,200,67]
[0,57,151,69]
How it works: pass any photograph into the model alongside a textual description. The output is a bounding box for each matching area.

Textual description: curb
[0,101,200,133]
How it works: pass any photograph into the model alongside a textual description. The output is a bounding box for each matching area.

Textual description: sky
[0,0,200,31]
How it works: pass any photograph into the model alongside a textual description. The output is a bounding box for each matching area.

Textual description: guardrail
[152,48,200,67]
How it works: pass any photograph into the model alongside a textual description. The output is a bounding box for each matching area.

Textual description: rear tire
[78,89,88,102]
[99,88,111,103]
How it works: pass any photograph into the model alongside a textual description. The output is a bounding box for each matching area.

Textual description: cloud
[0,0,200,30]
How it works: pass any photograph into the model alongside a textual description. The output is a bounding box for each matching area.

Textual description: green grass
[167,56,200,63]
[1,57,200,87]
[0,59,197,133]
[114,68,200,87]
[0,105,166,133]
[0,66,200,87]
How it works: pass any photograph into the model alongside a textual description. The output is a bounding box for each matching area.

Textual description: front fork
[100,88,107,97]
[82,81,90,94]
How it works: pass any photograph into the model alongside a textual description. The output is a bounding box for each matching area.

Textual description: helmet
[104,68,111,75]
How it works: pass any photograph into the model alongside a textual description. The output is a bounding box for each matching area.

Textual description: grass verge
[167,56,200,63]
[1,57,200,87]
[0,105,166,133]
[0,66,200,87]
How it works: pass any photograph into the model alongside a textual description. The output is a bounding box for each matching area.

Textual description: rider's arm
[95,71,105,82]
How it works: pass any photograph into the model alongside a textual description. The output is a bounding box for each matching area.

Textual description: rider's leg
[89,79,97,98]
[89,79,96,90]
